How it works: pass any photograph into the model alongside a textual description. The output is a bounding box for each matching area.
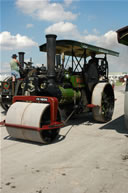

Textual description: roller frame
[5,96,64,131]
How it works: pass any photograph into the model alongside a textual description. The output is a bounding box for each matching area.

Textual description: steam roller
[5,96,62,144]
[2,33,119,144]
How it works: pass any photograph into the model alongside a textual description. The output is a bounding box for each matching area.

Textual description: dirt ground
[0,85,128,193]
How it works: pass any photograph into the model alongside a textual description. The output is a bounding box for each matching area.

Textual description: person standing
[10,54,21,80]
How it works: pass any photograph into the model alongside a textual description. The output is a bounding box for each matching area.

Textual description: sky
[0,0,128,74]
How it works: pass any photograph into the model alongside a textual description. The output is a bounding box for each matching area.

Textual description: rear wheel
[0,76,12,112]
[92,83,114,122]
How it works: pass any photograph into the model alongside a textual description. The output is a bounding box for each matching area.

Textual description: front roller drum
[92,83,115,122]
[5,102,60,144]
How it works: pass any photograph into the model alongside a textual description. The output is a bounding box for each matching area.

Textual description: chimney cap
[46,34,57,39]
[18,52,25,54]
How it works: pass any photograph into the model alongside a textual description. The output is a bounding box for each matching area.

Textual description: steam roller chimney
[18,52,25,68]
[46,34,57,84]
[45,34,61,99]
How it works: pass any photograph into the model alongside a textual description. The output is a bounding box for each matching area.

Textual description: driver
[10,54,21,81]
[85,52,99,84]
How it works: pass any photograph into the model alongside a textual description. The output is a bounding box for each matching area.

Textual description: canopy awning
[40,39,119,57]
[117,26,128,46]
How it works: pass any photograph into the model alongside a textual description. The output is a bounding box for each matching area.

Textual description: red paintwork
[5,121,63,131]
[0,120,5,126]
[6,96,64,131]
[13,96,58,122]
[87,104,98,108]
[3,82,10,89]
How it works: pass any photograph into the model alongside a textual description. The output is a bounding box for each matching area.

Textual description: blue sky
[0,0,128,73]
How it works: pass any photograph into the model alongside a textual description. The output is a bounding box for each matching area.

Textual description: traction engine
[4,34,119,144]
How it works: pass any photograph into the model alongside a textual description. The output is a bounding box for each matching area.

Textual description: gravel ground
[0,86,128,193]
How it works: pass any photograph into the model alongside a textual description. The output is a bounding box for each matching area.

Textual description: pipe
[18,52,25,68]
[46,34,57,82]
[56,54,61,68]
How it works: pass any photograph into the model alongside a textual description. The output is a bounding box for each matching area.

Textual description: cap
[12,54,18,58]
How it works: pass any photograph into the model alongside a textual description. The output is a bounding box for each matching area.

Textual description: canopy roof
[40,39,119,57]
[117,26,128,46]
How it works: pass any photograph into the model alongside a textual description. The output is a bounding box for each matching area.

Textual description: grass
[115,80,123,86]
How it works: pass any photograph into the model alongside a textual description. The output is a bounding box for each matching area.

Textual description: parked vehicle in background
[124,79,128,129]
[117,26,128,129]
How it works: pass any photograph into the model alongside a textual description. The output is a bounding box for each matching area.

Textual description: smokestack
[45,34,61,99]
[18,52,25,68]
[46,34,57,82]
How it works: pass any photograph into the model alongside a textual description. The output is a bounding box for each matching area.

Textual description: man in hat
[83,51,99,102]
[10,54,21,80]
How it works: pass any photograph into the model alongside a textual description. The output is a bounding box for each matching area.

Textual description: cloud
[82,30,127,72]
[0,62,11,74]
[108,45,128,72]
[82,30,118,49]
[26,23,34,28]
[45,22,78,35]
[45,23,118,50]
[45,22,127,72]
[16,0,77,22]
[0,31,38,50]
[64,0,73,6]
